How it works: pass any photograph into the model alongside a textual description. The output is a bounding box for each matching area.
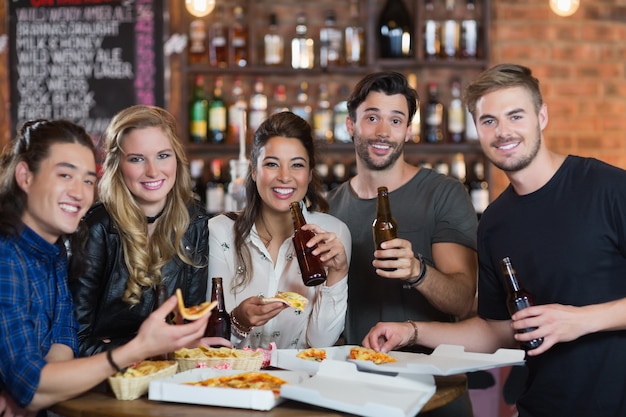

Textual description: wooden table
[51,374,467,417]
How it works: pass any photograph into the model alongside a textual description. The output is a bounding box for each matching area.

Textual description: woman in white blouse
[208,111,351,349]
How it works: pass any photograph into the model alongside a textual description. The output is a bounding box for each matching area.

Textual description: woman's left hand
[302,224,348,285]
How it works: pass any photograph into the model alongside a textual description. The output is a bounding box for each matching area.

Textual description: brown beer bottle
[205,277,231,341]
[290,202,327,286]
[501,257,543,350]
[372,187,398,271]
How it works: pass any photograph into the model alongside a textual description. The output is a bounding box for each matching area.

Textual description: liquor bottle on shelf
[228,77,247,144]
[449,153,467,185]
[291,81,312,123]
[315,161,330,193]
[344,0,365,66]
[264,13,284,66]
[290,202,327,286]
[205,277,231,341]
[189,75,208,143]
[469,160,489,215]
[434,160,450,176]
[188,19,208,64]
[372,186,398,271]
[208,76,227,144]
[407,73,421,143]
[271,84,289,115]
[425,81,444,143]
[441,0,459,59]
[333,85,351,143]
[461,0,478,59]
[190,159,206,207]
[330,161,347,190]
[378,0,413,58]
[501,257,544,351]
[291,12,314,69]
[465,106,479,141]
[313,83,333,143]
[248,78,268,135]
[206,159,225,215]
[319,9,342,69]
[209,5,227,68]
[423,0,440,60]
[230,6,248,67]
[447,79,464,143]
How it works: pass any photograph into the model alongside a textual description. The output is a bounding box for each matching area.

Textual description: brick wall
[487,0,626,197]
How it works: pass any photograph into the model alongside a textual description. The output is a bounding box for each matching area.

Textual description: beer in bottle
[501,257,544,350]
[205,277,231,340]
[290,202,327,286]
[372,186,398,271]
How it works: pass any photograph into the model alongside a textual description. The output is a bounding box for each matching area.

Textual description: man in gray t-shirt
[327,71,478,417]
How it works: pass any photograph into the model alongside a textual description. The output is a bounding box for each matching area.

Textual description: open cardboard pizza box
[273,344,525,376]
[148,368,308,410]
[280,360,436,417]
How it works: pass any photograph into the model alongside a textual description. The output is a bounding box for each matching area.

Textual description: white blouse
[208,205,351,349]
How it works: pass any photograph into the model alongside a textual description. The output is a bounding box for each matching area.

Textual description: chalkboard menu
[9,0,165,138]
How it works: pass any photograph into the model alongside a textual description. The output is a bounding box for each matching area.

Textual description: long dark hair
[231,111,327,292]
[0,119,96,277]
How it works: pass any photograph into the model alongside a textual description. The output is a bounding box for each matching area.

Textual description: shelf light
[549,0,580,17]
[185,0,216,18]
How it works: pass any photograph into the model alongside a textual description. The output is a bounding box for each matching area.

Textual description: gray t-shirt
[328,168,477,345]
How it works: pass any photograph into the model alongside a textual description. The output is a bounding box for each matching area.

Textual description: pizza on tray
[296,347,327,362]
[261,291,308,311]
[349,346,397,364]
[185,372,288,395]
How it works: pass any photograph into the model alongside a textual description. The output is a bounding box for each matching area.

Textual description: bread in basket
[174,346,263,371]
[108,360,178,400]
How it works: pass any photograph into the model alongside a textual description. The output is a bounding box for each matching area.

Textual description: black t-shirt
[478,155,626,417]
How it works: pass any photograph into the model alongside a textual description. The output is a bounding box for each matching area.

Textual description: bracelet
[403,252,428,289]
[407,320,419,345]
[231,312,252,338]
[106,348,123,373]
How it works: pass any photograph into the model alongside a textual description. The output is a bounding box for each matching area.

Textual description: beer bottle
[501,257,544,350]
[290,202,327,286]
[372,187,398,271]
[205,277,231,341]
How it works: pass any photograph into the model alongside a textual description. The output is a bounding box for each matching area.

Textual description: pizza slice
[349,346,397,364]
[296,347,327,362]
[261,291,309,311]
[185,372,288,395]
[175,288,217,321]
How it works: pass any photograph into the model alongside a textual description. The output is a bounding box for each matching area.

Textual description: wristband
[231,313,252,338]
[403,252,427,289]
[407,320,419,345]
[106,348,123,373]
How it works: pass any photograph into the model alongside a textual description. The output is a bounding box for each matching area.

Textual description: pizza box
[148,368,308,410]
[273,344,525,376]
[271,345,354,374]
[280,360,436,417]
[350,344,526,376]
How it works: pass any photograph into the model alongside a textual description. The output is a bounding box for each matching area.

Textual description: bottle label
[209,107,226,130]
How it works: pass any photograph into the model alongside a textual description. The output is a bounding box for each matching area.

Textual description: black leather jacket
[70,201,209,356]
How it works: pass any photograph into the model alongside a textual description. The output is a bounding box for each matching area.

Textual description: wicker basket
[108,361,177,400]
[175,349,263,372]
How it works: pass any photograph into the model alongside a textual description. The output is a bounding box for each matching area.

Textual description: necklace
[257,216,273,248]
[146,208,165,224]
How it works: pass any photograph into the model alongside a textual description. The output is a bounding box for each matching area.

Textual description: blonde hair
[98,105,195,305]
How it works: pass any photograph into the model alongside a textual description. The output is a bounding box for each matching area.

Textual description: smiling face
[347,91,408,171]
[18,142,97,243]
[252,136,312,214]
[474,86,547,173]
[119,126,177,216]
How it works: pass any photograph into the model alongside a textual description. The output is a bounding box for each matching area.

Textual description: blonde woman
[70,105,229,356]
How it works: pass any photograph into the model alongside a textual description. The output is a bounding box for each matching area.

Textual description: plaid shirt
[0,226,78,408]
